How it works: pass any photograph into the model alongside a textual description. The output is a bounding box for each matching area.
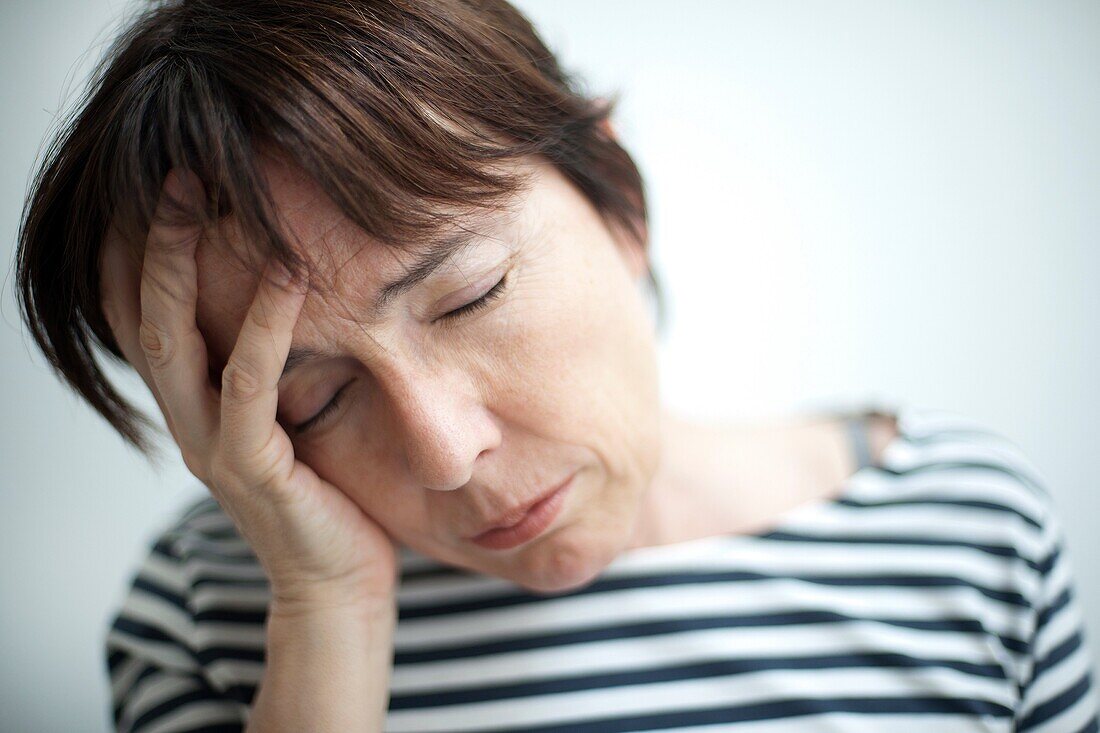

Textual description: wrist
[266,595,397,660]
[269,589,396,623]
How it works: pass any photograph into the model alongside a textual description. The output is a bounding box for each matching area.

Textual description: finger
[101,223,185,443]
[111,318,182,445]
[219,259,308,469]
[138,169,218,450]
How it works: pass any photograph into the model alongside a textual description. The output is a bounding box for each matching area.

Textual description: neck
[624,406,854,551]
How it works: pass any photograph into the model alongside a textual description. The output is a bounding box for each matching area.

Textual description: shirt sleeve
[104,535,248,733]
[1013,487,1100,732]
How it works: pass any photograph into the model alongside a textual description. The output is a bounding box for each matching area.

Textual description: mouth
[468,471,576,551]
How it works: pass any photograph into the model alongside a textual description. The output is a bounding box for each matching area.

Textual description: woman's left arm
[1013,491,1100,732]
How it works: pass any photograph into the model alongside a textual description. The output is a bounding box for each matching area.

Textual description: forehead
[193,155,540,368]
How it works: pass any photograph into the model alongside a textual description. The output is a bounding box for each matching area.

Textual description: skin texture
[101,152,899,598]
[127,154,659,595]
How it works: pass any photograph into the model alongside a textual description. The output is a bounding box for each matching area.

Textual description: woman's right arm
[101,169,400,732]
[245,601,397,733]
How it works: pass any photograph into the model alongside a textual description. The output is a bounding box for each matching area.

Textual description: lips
[468,471,576,539]
[468,473,575,551]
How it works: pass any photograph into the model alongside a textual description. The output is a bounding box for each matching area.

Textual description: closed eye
[436,272,508,322]
[293,380,353,434]
[292,274,509,435]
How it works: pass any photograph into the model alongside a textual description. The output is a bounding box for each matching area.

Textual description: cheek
[295,424,411,524]
[478,241,661,482]
[286,239,661,535]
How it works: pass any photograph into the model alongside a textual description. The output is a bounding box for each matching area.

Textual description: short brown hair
[15,0,661,455]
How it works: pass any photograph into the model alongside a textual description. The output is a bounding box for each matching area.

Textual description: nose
[387,365,502,492]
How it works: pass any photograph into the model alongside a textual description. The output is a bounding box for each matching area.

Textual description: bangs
[102,0,581,279]
[16,0,650,455]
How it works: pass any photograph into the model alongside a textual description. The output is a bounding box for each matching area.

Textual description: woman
[15,0,1097,731]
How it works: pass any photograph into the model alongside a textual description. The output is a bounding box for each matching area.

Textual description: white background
[2,1,1097,730]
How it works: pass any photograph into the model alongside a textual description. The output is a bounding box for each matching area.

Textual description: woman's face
[186,154,661,594]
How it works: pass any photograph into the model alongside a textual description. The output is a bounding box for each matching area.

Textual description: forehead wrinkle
[277,190,528,377]
[316,235,403,322]
[281,282,392,381]
[323,219,500,320]
[282,224,511,379]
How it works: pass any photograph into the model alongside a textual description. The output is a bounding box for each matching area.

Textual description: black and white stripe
[104,403,1099,732]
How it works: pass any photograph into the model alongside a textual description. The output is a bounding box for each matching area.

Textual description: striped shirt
[105,403,1100,732]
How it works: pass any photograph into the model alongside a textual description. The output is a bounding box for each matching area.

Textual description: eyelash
[294,380,352,434]
[294,273,509,434]
[436,272,508,322]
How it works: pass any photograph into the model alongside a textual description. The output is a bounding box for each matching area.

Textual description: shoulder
[882,406,1100,730]
[878,403,1056,539]
[804,401,1056,558]
[105,493,267,700]
[136,494,264,604]
[161,495,254,565]
[862,405,1092,668]
[790,401,1067,626]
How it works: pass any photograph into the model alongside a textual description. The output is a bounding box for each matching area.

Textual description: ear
[590,93,616,138]
[98,221,143,350]
[605,214,649,283]
[594,109,648,281]
[598,116,617,140]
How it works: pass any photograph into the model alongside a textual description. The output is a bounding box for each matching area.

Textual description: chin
[506,525,624,597]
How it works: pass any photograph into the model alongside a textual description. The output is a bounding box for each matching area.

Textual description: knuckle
[210,443,286,498]
[221,360,266,401]
[223,434,282,482]
[247,446,288,490]
[138,317,174,367]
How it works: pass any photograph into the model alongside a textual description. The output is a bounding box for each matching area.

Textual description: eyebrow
[280,230,480,380]
[375,230,479,313]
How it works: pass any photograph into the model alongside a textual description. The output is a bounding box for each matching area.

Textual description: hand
[100,169,399,614]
